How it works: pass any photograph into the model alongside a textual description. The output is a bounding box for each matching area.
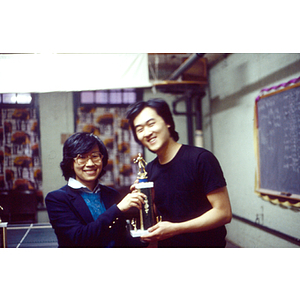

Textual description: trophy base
[130,229,149,238]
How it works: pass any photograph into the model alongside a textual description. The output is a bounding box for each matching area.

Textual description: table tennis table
[4,223,58,248]
[2,223,240,248]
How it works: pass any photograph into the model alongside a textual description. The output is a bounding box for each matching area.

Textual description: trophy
[130,153,155,237]
[0,206,8,248]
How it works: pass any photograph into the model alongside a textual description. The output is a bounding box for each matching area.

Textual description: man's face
[73,144,103,189]
[133,107,171,153]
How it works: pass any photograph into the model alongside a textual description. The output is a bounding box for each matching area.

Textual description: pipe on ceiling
[168,53,205,80]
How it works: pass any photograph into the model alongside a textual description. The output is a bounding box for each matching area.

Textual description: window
[1,93,32,104]
[81,89,137,105]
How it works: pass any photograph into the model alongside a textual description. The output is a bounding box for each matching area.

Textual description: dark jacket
[46,184,145,248]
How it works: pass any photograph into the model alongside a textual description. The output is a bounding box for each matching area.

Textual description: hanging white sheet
[0,53,151,93]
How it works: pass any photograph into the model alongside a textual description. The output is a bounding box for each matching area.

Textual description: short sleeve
[197,150,227,195]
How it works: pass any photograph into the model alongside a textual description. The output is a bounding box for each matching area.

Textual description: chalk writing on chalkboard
[255,83,300,200]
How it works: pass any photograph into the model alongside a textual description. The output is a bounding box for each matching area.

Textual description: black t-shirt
[146,145,227,247]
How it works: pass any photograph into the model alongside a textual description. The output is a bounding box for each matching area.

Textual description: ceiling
[147,53,229,94]
[148,53,229,82]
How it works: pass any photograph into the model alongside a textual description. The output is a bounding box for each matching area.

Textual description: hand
[141,221,177,242]
[129,178,139,192]
[117,191,146,212]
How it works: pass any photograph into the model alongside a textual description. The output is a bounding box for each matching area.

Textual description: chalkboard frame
[255,82,300,202]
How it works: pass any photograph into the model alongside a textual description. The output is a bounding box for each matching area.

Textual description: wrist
[171,221,187,235]
[117,203,125,212]
[164,222,182,238]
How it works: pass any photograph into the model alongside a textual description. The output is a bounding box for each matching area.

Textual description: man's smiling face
[73,144,103,190]
[133,107,171,154]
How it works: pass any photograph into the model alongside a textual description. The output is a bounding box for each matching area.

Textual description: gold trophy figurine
[133,153,148,180]
[130,153,155,237]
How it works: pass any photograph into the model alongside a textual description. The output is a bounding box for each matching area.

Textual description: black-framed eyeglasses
[74,152,103,165]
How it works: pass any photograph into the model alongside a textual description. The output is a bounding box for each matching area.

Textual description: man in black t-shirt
[126,99,232,247]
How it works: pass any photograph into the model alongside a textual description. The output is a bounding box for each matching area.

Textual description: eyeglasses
[74,152,103,165]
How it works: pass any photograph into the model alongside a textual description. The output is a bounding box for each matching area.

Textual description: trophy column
[130,153,156,237]
[135,181,154,231]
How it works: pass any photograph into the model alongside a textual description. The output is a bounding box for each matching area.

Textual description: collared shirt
[68,177,101,194]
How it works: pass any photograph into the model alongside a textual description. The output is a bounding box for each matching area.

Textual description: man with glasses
[45,132,147,247]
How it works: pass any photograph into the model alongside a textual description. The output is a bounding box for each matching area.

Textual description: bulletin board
[254,78,300,206]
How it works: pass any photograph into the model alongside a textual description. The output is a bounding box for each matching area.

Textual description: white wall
[203,53,300,248]
[39,92,74,198]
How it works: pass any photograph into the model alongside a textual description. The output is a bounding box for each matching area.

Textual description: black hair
[126,98,179,144]
[60,132,108,181]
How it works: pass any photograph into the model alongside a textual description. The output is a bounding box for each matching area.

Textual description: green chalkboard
[256,83,300,200]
